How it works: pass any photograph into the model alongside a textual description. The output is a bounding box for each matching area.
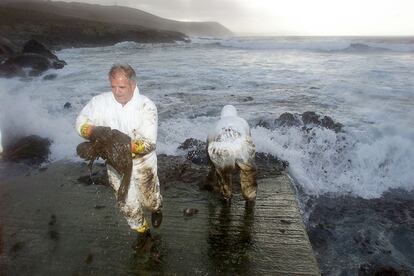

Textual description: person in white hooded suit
[76,64,162,240]
[207,105,257,203]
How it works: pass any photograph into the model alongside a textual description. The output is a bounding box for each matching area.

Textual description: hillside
[0,7,189,49]
[1,1,233,37]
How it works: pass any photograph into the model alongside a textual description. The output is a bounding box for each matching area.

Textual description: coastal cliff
[0,1,232,49]
[0,7,189,49]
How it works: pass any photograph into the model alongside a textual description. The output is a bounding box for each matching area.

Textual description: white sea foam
[157,116,215,155]
[252,124,414,198]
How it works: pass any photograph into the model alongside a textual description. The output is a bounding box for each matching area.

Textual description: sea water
[0,36,413,199]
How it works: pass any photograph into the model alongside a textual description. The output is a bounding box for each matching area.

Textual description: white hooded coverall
[76,86,162,229]
[207,105,257,201]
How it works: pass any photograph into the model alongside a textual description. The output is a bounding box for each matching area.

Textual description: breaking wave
[192,36,414,53]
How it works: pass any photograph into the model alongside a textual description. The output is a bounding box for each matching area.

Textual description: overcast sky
[58,0,413,35]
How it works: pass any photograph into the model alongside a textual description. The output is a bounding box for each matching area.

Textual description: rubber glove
[80,123,95,139]
[131,139,145,155]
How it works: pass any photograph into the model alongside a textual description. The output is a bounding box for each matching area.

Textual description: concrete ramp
[255,177,320,275]
[0,161,319,275]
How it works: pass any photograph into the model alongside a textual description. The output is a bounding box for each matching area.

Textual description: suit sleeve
[131,100,158,155]
[75,97,97,137]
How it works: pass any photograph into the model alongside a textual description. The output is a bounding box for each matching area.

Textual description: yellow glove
[131,139,145,155]
[80,123,94,139]
[135,218,149,234]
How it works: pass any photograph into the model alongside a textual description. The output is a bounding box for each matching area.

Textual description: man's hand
[80,123,95,139]
[131,139,145,155]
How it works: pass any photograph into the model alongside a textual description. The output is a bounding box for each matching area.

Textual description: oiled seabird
[77,127,132,203]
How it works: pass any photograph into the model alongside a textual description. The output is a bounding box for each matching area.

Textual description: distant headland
[0,0,233,49]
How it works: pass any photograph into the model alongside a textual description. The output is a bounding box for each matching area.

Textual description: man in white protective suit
[207,105,257,204]
[76,64,162,243]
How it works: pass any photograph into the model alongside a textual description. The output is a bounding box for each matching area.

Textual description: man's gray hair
[109,63,137,82]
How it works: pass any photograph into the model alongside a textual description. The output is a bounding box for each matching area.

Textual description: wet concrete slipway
[0,155,319,275]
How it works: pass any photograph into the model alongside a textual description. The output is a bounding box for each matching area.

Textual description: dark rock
[271,111,343,133]
[2,135,52,164]
[0,36,17,57]
[302,111,343,133]
[302,111,320,125]
[187,149,208,165]
[0,39,66,78]
[0,62,24,78]
[255,119,272,129]
[4,53,53,74]
[242,96,254,102]
[320,115,334,128]
[255,152,288,177]
[275,112,301,127]
[1,52,63,77]
[157,154,209,188]
[178,138,206,151]
[177,138,288,175]
[183,208,199,217]
[43,73,57,80]
[63,102,72,109]
[178,138,208,165]
[22,39,66,66]
[321,116,343,132]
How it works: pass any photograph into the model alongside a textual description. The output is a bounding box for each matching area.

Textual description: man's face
[110,72,136,105]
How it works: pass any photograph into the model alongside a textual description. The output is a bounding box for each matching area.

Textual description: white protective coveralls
[76,86,162,229]
[207,105,257,201]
